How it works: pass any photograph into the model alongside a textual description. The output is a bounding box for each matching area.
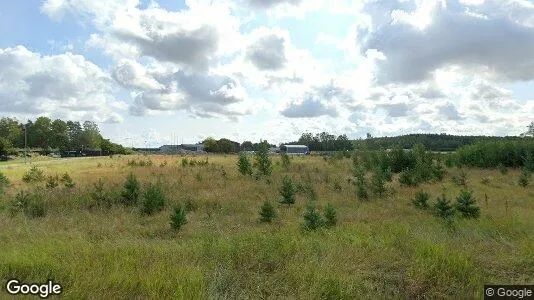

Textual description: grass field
[0,154,533,299]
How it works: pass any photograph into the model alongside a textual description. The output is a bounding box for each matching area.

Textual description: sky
[1,0,533,147]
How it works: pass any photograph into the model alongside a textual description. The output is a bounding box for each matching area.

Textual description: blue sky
[1,0,533,146]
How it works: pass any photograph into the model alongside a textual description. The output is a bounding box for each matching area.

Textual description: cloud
[362,0,534,84]
[438,102,462,120]
[0,46,123,122]
[377,102,411,117]
[129,70,249,118]
[281,96,338,118]
[247,0,302,9]
[246,32,287,70]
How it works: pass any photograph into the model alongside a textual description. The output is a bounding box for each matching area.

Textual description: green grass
[0,155,533,299]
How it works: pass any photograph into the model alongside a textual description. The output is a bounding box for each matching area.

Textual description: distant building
[269,147,280,154]
[158,144,205,154]
[280,145,310,155]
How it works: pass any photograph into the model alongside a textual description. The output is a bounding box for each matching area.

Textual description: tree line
[0,117,127,156]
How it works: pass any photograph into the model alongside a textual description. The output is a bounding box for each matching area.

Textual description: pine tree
[279,176,296,205]
[518,169,530,187]
[259,201,277,222]
[60,172,75,189]
[237,153,253,176]
[454,190,480,218]
[281,153,291,170]
[371,168,386,197]
[141,183,166,215]
[434,194,454,220]
[412,191,430,209]
[170,204,188,231]
[121,173,141,205]
[323,203,337,227]
[303,204,323,231]
[255,142,272,177]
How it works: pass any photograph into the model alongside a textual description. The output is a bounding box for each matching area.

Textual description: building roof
[282,145,308,148]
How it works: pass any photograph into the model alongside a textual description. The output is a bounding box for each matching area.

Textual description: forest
[0,117,127,157]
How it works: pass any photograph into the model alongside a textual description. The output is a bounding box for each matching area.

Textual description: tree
[303,204,323,231]
[216,138,238,153]
[521,121,534,137]
[434,194,454,220]
[50,119,69,150]
[66,121,83,150]
[240,141,254,151]
[121,173,141,205]
[202,137,218,153]
[170,204,188,231]
[281,153,291,170]
[259,201,277,223]
[0,137,12,157]
[323,203,337,227]
[237,153,253,176]
[81,121,102,149]
[254,141,272,177]
[279,176,296,205]
[412,191,430,209]
[0,117,23,147]
[454,190,480,218]
[31,116,52,150]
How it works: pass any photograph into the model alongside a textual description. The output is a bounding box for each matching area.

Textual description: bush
[45,174,59,189]
[254,143,272,177]
[279,176,296,205]
[181,158,188,167]
[281,153,291,170]
[455,190,480,219]
[259,201,277,223]
[22,165,45,183]
[323,203,337,227]
[184,197,198,212]
[141,183,166,215]
[451,170,468,187]
[0,170,9,193]
[170,204,188,231]
[518,170,530,187]
[434,194,454,220]
[303,204,323,231]
[121,173,141,206]
[371,169,386,197]
[412,191,430,209]
[357,184,369,201]
[399,170,418,186]
[237,153,253,176]
[12,191,46,218]
[60,173,75,189]
[497,163,508,175]
[90,178,111,208]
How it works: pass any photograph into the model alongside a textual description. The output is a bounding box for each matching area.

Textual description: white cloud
[0,46,123,123]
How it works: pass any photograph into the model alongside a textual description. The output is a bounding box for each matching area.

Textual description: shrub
[412,191,430,209]
[451,170,468,187]
[45,174,59,189]
[434,194,454,220]
[357,184,369,201]
[523,151,534,172]
[259,201,277,223]
[371,169,387,197]
[22,165,45,183]
[279,176,296,205]
[0,170,9,193]
[303,204,323,231]
[354,167,369,200]
[121,173,141,206]
[497,163,508,175]
[455,190,480,219]
[237,153,253,176]
[323,203,337,227]
[60,173,75,189]
[281,153,291,170]
[399,169,418,186]
[181,158,188,167]
[90,178,111,208]
[518,170,530,187]
[255,143,272,177]
[141,183,166,215]
[12,191,46,218]
[170,204,188,231]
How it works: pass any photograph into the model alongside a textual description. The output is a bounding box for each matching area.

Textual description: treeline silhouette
[0,117,127,156]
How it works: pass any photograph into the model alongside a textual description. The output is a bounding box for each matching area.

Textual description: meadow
[0,153,533,299]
